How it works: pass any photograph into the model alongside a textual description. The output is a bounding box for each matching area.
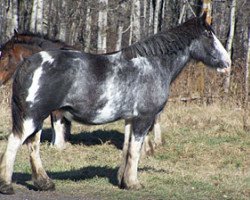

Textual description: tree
[84,7,92,52]
[97,0,108,53]
[128,0,141,45]
[30,0,44,33]
[243,27,250,130]
[5,0,18,37]
[224,0,237,93]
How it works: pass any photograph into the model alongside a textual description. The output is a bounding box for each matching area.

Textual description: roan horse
[0,14,231,194]
[0,31,163,152]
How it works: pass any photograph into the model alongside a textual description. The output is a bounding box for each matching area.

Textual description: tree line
[0,0,249,103]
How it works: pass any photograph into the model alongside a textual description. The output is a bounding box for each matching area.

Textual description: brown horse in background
[0,31,163,152]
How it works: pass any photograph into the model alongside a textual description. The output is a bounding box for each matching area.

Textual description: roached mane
[121,17,210,60]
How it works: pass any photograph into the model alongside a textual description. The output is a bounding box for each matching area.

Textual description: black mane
[122,17,209,60]
[0,32,72,51]
[14,32,66,44]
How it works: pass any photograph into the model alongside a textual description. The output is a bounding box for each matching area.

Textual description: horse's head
[0,40,17,86]
[189,13,231,73]
[0,39,41,87]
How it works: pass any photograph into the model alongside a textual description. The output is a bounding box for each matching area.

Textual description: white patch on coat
[131,57,152,72]
[26,52,54,103]
[40,51,54,64]
[212,33,231,69]
[26,67,43,103]
[93,75,122,123]
[133,102,138,116]
[22,118,36,143]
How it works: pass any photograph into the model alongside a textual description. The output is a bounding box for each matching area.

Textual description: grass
[0,87,249,199]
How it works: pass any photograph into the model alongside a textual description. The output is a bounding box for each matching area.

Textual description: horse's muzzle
[217,66,231,74]
[217,59,231,74]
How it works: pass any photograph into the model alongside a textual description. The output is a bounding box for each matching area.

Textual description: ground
[0,87,249,200]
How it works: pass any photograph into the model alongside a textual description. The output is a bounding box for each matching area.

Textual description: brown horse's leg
[153,116,164,147]
[0,134,22,194]
[141,135,154,157]
[141,115,164,156]
[28,129,55,191]
[51,111,71,149]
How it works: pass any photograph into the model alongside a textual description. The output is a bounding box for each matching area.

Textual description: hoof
[0,179,14,195]
[33,178,55,191]
[119,180,144,190]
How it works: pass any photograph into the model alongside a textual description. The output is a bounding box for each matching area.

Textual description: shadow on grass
[41,128,124,150]
[12,165,168,191]
[13,166,119,191]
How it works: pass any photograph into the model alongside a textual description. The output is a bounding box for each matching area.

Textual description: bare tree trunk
[133,0,141,41]
[243,28,250,130]
[84,7,92,52]
[58,0,67,41]
[224,0,237,93]
[148,0,154,35]
[116,23,123,51]
[6,0,18,37]
[153,0,161,34]
[178,1,187,24]
[97,0,108,53]
[30,0,44,33]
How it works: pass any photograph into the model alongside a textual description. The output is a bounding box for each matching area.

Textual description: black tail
[11,60,30,137]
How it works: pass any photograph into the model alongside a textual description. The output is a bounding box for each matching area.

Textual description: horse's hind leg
[0,133,22,194]
[118,117,154,190]
[27,129,55,191]
[0,119,44,194]
[51,111,71,150]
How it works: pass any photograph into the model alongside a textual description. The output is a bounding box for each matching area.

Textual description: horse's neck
[13,44,41,62]
[168,48,191,83]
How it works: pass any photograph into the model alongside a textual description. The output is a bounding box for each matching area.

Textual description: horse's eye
[204,30,213,38]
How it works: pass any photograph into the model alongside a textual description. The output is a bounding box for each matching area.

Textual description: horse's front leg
[118,117,154,190]
[51,111,71,150]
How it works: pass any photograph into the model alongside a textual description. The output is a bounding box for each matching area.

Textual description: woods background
[0,0,249,104]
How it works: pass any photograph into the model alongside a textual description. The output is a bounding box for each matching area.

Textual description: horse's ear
[14,29,18,36]
[13,29,19,40]
[199,11,207,25]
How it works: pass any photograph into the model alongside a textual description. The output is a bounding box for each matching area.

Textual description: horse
[0,13,231,194]
[0,32,163,152]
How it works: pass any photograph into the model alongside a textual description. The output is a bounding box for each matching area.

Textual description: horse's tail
[11,60,30,137]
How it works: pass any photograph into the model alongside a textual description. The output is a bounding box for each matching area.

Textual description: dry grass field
[0,84,250,199]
